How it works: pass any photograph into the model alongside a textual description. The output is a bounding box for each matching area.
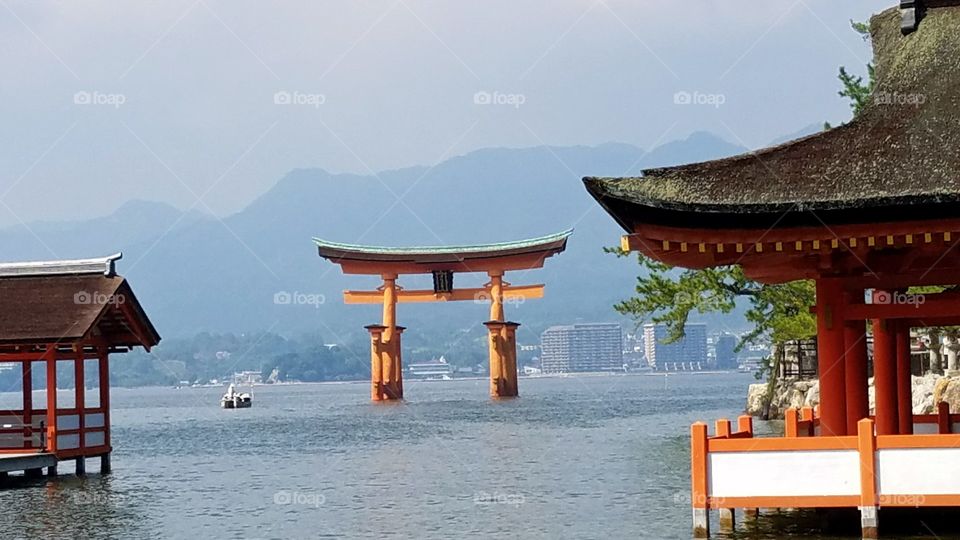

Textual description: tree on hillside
[832,21,876,124]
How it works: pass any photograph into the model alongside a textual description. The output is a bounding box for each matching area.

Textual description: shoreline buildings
[540,323,622,373]
[642,323,707,371]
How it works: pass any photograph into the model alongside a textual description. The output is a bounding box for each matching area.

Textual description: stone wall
[746,373,951,419]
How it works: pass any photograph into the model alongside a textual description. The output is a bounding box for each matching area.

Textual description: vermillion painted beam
[343,285,545,304]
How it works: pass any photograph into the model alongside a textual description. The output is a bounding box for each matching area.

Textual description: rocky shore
[746,374,960,419]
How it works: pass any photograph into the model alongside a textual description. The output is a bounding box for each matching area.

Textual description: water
[0,373,804,539]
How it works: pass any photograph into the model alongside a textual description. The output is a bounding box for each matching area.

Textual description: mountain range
[1,131,758,346]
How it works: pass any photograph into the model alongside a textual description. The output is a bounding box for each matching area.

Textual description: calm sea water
[0,373,860,539]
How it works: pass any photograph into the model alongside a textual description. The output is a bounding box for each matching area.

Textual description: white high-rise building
[643,323,708,370]
[540,323,622,373]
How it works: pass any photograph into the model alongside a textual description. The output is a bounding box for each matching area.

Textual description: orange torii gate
[314,230,571,401]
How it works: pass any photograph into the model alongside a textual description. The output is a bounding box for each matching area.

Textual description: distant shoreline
[112,369,750,391]
[0,369,753,396]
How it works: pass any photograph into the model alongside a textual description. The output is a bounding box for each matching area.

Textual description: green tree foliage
[838,65,875,118]
[837,21,876,119]
[610,249,815,349]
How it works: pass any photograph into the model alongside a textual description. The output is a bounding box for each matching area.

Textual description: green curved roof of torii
[313,229,573,264]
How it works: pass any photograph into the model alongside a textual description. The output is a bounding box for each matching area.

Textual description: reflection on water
[0,373,916,539]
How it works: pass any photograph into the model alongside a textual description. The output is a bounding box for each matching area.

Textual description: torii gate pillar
[485,271,519,398]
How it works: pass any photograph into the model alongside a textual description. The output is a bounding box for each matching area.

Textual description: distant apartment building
[540,323,623,373]
[714,333,739,370]
[643,323,708,370]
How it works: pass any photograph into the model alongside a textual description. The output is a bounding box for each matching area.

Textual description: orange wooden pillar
[485,321,507,398]
[857,418,879,539]
[691,422,709,538]
[379,274,403,401]
[488,270,505,321]
[22,360,32,450]
[485,270,518,398]
[816,278,847,436]
[502,322,520,397]
[844,321,870,435]
[366,325,386,401]
[895,321,913,435]
[872,318,899,435]
[44,346,58,457]
[393,326,405,399]
[97,345,111,473]
[74,348,86,474]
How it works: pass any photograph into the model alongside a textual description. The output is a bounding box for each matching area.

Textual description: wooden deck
[0,452,56,474]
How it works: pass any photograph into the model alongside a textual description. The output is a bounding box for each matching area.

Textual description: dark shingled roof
[0,258,160,349]
[585,2,960,230]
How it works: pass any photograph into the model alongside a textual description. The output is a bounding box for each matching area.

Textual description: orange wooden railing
[708,415,754,440]
[691,401,960,517]
[0,407,110,457]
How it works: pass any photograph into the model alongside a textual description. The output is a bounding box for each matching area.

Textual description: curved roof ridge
[0,253,123,278]
[313,229,573,255]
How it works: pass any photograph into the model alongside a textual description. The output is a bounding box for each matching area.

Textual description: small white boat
[220,384,253,409]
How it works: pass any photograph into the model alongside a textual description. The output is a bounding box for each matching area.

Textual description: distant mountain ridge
[0,132,749,344]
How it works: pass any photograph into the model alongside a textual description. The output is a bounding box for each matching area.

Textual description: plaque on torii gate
[314,230,572,401]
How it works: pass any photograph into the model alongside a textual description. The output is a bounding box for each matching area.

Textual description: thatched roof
[585,2,960,230]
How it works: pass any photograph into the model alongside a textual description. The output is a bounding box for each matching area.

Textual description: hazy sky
[0,0,882,227]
